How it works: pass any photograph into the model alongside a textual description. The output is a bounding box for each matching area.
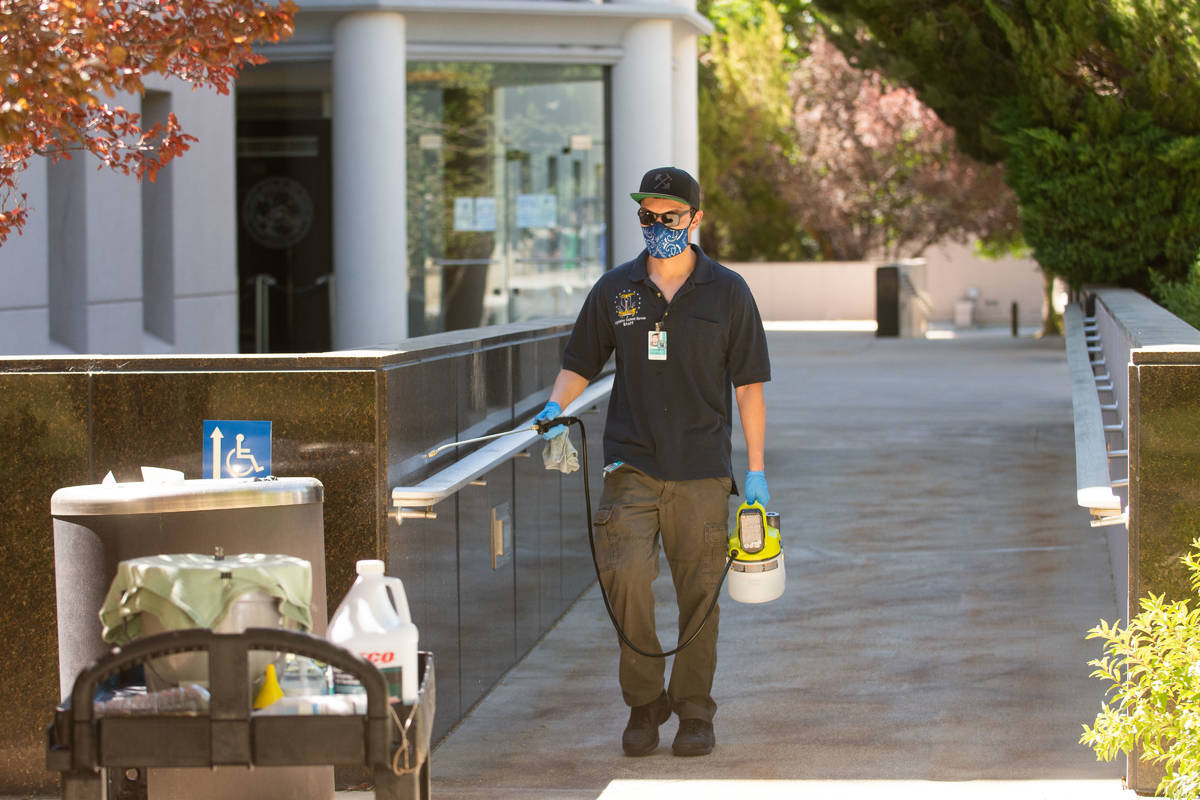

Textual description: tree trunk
[1041,268,1062,336]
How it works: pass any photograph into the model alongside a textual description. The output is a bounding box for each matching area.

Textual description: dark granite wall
[0,319,603,794]
[1130,356,1200,603]
[1127,355,1200,796]
[1090,288,1200,795]
[0,374,90,792]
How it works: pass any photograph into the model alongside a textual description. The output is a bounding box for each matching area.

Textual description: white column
[81,129,144,353]
[0,157,51,354]
[672,24,700,246]
[672,27,699,181]
[610,19,673,263]
[332,12,407,349]
[156,76,239,353]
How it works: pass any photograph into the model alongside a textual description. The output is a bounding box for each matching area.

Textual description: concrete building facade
[0,0,711,356]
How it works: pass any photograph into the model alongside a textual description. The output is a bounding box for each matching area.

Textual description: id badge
[648,329,668,361]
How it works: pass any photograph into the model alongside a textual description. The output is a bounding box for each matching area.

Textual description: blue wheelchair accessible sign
[203,420,271,479]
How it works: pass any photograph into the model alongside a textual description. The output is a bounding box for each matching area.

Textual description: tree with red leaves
[697,2,1020,264]
[0,0,295,243]
[787,34,1021,261]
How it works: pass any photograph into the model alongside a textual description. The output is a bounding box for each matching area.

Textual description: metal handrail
[1064,303,1123,524]
[390,374,613,522]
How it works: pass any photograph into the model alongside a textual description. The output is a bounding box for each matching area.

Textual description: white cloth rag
[542,431,580,474]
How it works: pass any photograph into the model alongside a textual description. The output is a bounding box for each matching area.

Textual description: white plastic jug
[327,559,419,704]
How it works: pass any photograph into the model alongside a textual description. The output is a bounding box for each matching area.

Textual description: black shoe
[672,717,715,756]
[621,692,672,756]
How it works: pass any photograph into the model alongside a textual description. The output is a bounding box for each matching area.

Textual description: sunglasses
[637,207,696,229]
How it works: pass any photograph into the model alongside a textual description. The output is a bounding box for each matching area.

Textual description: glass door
[407,62,607,336]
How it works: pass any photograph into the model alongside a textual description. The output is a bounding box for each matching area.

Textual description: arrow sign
[210,425,223,480]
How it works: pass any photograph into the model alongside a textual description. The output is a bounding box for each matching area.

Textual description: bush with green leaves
[1005,111,1200,293]
[812,0,1200,291]
[1082,539,1200,799]
[1151,253,1200,332]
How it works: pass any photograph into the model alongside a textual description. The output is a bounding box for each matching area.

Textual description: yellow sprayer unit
[727,502,785,603]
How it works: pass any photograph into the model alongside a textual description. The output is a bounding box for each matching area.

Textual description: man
[535,166,771,757]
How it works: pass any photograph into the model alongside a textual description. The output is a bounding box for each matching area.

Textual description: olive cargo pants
[592,465,732,722]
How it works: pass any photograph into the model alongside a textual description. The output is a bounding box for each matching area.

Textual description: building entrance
[235,106,333,353]
[233,62,608,347]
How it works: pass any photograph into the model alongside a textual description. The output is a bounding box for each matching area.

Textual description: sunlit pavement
[420,330,1134,800]
[593,778,1133,799]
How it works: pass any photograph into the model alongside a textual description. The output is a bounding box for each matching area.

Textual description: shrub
[1005,112,1200,294]
[1082,539,1200,799]
[1150,254,1200,332]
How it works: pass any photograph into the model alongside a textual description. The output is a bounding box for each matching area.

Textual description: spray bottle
[327,559,419,703]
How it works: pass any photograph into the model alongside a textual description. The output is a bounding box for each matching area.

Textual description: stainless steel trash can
[51,476,331,800]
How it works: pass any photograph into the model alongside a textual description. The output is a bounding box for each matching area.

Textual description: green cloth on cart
[99,553,313,645]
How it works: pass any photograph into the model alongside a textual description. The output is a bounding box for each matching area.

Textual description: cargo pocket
[702,521,729,578]
[592,505,620,573]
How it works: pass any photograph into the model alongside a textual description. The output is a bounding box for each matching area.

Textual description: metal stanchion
[254,274,278,353]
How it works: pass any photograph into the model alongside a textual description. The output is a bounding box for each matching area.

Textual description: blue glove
[744,470,770,506]
[534,401,566,440]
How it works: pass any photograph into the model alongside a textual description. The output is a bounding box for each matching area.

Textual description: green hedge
[1004,111,1200,293]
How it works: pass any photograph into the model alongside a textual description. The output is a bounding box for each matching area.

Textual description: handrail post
[253,274,278,354]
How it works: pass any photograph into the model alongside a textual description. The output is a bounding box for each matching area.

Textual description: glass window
[407,62,608,335]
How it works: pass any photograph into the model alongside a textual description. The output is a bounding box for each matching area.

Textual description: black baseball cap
[630,166,701,209]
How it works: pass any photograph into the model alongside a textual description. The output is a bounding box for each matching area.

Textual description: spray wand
[424,424,541,459]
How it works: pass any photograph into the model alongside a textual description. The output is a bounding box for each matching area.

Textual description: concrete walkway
[10,332,1132,800]
[421,331,1133,799]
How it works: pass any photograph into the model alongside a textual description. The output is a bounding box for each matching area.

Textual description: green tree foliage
[1151,249,1200,330]
[810,1,1020,163]
[697,0,1020,262]
[1006,112,1200,292]
[698,1,818,261]
[812,0,1200,157]
[810,0,1200,292]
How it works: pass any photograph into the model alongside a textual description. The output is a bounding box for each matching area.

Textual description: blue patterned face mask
[641,222,690,259]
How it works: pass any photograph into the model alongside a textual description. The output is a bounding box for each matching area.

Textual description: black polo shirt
[561,244,771,483]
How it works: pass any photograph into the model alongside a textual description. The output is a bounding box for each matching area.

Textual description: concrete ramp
[425,333,1129,799]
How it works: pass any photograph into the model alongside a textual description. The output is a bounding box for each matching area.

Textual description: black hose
[538,416,738,659]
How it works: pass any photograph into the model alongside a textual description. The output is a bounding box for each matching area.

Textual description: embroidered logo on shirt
[613,289,646,327]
